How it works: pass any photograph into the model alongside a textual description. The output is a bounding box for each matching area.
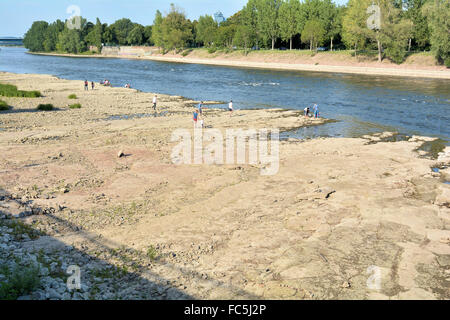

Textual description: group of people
[304,104,320,118]
[192,99,234,128]
[84,80,95,90]
[100,79,111,86]
[193,101,205,128]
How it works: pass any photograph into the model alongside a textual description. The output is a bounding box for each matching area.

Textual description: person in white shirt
[152,95,157,111]
[228,100,233,116]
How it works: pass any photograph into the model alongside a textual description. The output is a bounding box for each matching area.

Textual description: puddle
[103,111,169,121]
[431,166,450,185]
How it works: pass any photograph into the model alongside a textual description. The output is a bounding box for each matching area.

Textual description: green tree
[301,19,326,50]
[278,0,300,50]
[297,0,335,47]
[23,21,49,52]
[215,25,237,48]
[43,20,64,52]
[404,0,430,51]
[151,10,164,48]
[234,25,253,51]
[329,5,345,51]
[241,0,260,48]
[256,0,282,50]
[111,18,135,45]
[144,26,153,45]
[85,18,104,51]
[423,0,450,66]
[102,25,115,45]
[196,15,218,47]
[56,28,85,53]
[127,24,145,45]
[160,4,193,51]
[342,0,370,57]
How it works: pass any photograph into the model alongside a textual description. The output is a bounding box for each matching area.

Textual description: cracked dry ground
[0,73,449,300]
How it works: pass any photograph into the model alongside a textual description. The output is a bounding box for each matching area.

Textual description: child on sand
[193,110,199,127]
[84,80,88,91]
[153,95,157,111]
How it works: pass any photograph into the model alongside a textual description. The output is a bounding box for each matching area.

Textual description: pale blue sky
[0,0,348,37]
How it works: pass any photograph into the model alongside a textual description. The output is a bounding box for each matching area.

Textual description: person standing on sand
[304,106,310,117]
[228,100,233,116]
[91,81,94,90]
[153,95,158,111]
[193,109,199,127]
[84,80,88,91]
[198,101,203,116]
[313,104,319,118]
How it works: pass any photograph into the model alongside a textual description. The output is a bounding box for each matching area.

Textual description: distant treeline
[23,0,449,65]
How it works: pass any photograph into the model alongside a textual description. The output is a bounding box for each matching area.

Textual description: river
[1,47,449,141]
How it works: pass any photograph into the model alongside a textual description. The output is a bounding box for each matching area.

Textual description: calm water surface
[1,47,449,141]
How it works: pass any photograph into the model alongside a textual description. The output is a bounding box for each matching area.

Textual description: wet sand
[0,72,449,300]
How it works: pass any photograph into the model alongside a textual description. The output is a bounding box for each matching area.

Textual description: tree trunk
[330,37,334,52]
[290,37,292,50]
[310,39,312,51]
[355,43,357,58]
[272,37,275,50]
[408,38,411,52]
[377,39,382,62]
[377,32,382,63]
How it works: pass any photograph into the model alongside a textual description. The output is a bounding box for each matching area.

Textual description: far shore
[27,51,450,80]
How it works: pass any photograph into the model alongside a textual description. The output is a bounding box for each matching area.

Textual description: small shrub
[68,94,77,99]
[181,49,193,57]
[37,104,54,111]
[445,57,450,68]
[147,246,159,261]
[0,100,9,111]
[208,47,217,54]
[0,264,40,300]
[69,103,81,109]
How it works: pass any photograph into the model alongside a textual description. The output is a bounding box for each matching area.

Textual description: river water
[1,47,449,141]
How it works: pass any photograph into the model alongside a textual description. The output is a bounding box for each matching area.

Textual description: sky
[0,0,348,37]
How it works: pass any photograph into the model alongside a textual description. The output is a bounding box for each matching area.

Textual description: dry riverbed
[0,72,449,300]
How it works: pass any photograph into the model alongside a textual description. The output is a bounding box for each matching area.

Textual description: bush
[0,100,9,111]
[69,103,81,109]
[37,104,54,111]
[0,264,40,300]
[0,84,41,98]
[208,47,217,54]
[445,57,450,68]
[68,94,77,99]
[181,49,193,57]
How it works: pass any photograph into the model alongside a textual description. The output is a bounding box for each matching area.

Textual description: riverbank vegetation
[0,83,41,98]
[23,0,449,66]
[0,100,9,111]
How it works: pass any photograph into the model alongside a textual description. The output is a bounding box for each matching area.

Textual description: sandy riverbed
[0,72,449,300]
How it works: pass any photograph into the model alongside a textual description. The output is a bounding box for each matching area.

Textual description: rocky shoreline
[0,72,449,300]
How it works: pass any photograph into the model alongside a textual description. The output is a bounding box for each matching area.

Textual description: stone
[118,150,125,158]
[342,281,351,288]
